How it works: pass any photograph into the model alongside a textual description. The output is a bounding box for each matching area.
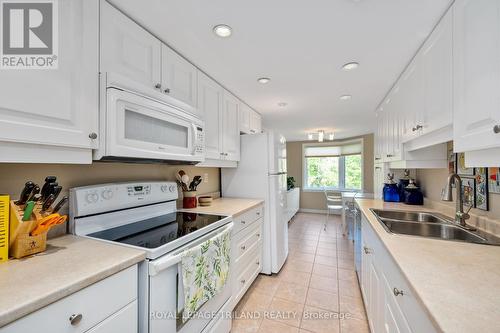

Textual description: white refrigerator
[221,131,288,274]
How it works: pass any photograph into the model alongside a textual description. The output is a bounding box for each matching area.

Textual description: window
[303,141,363,191]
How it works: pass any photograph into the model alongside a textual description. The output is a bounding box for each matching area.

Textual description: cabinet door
[368,260,384,333]
[375,109,384,162]
[421,9,453,134]
[453,0,500,152]
[239,103,251,134]
[400,59,424,142]
[161,45,198,109]
[250,111,262,134]
[100,0,161,90]
[0,0,98,150]
[86,301,137,333]
[222,91,241,161]
[198,72,223,159]
[382,273,412,333]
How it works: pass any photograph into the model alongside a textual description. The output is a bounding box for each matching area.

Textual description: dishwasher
[353,205,362,281]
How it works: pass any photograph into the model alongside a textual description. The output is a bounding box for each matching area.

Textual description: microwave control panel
[194,126,205,154]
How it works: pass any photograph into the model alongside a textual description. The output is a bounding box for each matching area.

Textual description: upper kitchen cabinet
[161,45,198,110]
[0,0,99,163]
[239,103,262,134]
[198,72,223,160]
[100,0,161,91]
[453,0,500,157]
[421,9,452,136]
[222,91,241,162]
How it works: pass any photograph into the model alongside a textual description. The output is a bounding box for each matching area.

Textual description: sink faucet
[441,173,475,230]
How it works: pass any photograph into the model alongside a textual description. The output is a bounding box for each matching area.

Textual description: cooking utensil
[40,176,56,200]
[30,213,67,236]
[181,174,190,189]
[32,194,42,202]
[52,196,68,214]
[22,201,35,221]
[41,194,56,213]
[15,181,35,205]
[189,176,202,191]
[26,185,40,202]
[52,185,63,201]
[178,170,186,177]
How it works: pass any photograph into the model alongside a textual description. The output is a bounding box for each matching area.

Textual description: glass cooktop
[88,212,226,249]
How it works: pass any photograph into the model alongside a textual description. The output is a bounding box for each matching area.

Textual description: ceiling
[110,0,452,141]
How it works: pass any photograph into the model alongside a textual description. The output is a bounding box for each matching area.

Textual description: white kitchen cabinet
[249,111,263,134]
[453,0,500,155]
[198,72,223,159]
[239,103,262,135]
[421,9,453,135]
[0,0,99,163]
[101,0,161,91]
[399,59,423,143]
[1,265,138,333]
[161,45,198,109]
[222,91,241,161]
[285,187,300,222]
[360,215,437,333]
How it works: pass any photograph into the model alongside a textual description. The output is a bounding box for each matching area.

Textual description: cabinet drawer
[232,241,262,306]
[1,265,138,333]
[233,218,263,263]
[86,301,137,333]
[232,205,263,234]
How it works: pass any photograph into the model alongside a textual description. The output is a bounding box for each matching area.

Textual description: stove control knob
[161,185,168,192]
[86,192,98,203]
[102,189,113,200]
[169,185,177,192]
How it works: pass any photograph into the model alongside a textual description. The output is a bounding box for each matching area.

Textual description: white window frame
[302,138,364,192]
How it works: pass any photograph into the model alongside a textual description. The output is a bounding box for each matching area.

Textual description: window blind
[304,142,362,157]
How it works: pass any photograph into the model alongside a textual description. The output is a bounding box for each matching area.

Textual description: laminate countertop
[182,197,264,216]
[0,235,145,327]
[356,199,500,333]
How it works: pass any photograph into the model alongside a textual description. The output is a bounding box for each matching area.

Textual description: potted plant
[287,176,296,191]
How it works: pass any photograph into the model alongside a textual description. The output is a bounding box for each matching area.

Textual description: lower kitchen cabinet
[0,265,138,333]
[360,216,437,333]
[230,204,264,308]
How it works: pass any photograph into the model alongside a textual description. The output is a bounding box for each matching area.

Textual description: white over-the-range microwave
[94,74,205,164]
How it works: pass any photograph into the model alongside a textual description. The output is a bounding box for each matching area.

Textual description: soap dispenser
[383,173,400,202]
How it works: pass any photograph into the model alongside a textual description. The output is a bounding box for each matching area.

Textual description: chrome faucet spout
[441,173,472,227]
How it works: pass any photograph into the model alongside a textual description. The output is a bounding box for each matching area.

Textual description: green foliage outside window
[305,154,362,190]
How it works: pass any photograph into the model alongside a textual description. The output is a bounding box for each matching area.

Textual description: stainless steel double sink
[370,209,500,246]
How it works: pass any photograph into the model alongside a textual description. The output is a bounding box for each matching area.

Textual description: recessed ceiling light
[257,77,271,84]
[278,102,287,107]
[213,24,232,38]
[340,95,352,100]
[342,62,359,71]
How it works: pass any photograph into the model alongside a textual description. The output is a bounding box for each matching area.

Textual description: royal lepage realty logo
[1,0,58,69]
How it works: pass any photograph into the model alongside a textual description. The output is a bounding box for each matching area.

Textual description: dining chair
[324,189,343,231]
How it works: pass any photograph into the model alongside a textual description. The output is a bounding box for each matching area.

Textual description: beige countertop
[356,199,500,333]
[182,197,264,216]
[0,235,145,327]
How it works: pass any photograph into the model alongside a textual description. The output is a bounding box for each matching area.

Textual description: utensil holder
[183,191,198,209]
[9,201,48,259]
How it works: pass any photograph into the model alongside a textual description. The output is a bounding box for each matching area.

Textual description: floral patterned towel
[181,227,231,323]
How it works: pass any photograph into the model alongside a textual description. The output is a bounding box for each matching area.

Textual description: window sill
[302,188,362,193]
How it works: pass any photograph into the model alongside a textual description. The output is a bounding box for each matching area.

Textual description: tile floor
[232,213,370,333]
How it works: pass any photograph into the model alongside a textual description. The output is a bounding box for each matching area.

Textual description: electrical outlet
[204,173,209,183]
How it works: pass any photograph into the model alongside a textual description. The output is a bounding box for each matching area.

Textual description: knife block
[9,201,48,259]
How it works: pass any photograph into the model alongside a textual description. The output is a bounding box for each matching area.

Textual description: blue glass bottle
[383,173,400,202]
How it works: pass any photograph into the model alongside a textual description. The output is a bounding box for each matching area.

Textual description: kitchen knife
[52,196,68,214]
[22,201,35,221]
[41,194,56,213]
[26,185,40,202]
[44,182,58,201]
[51,185,62,201]
[40,176,56,200]
[15,181,34,205]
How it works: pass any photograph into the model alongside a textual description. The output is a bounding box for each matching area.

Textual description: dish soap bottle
[383,173,400,202]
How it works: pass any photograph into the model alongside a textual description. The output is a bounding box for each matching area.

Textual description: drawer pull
[241,279,246,284]
[393,288,404,297]
[256,233,260,237]
[256,211,261,216]
[494,125,500,134]
[256,261,260,265]
[241,245,246,250]
[69,313,83,326]
[363,246,372,254]
[241,220,246,224]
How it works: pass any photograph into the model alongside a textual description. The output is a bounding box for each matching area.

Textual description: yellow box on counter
[0,195,9,262]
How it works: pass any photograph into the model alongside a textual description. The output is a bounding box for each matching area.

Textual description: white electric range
[69,181,233,333]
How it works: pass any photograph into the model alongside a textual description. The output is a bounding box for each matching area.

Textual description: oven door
[148,223,233,333]
[103,88,204,163]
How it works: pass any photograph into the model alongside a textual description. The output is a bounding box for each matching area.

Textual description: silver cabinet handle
[164,88,170,93]
[375,157,381,160]
[69,313,83,326]
[363,246,372,254]
[393,288,404,296]
[241,220,246,224]
[256,211,261,216]
[241,279,246,284]
[412,125,423,132]
[386,154,393,158]
[155,83,161,89]
[88,132,97,140]
[256,233,260,237]
[241,245,246,250]
[256,261,260,265]
[494,125,500,134]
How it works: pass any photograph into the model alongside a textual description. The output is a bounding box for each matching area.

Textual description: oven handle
[149,222,233,276]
